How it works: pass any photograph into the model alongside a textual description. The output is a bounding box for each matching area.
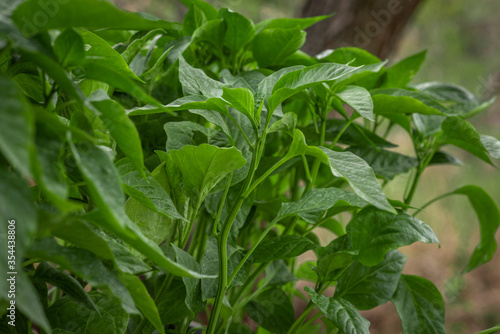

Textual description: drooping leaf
[347,146,418,181]
[53,28,85,67]
[306,287,371,334]
[47,291,129,334]
[436,116,492,164]
[222,86,256,126]
[391,275,445,334]
[118,273,165,334]
[381,50,426,88]
[253,235,317,263]
[12,0,180,37]
[0,74,34,177]
[169,144,246,205]
[335,251,406,310]
[246,288,294,334]
[346,207,439,266]
[252,27,306,68]
[336,85,374,121]
[371,88,447,116]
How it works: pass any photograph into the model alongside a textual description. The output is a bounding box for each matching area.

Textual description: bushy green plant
[1,0,499,333]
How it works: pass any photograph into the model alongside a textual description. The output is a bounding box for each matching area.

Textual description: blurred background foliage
[112,1,500,332]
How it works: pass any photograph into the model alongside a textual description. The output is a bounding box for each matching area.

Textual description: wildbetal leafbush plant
[1,0,500,333]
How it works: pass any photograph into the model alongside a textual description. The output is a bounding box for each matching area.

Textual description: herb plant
[1,0,500,333]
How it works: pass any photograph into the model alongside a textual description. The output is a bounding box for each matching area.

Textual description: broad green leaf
[262,261,296,287]
[336,251,406,310]
[295,261,318,282]
[28,238,137,314]
[47,291,129,334]
[103,234,152,275]
[169,144,246,205]
[69,141,207,278]
[412,114,446,137]
[436,116,492,164]
[347,207,439,266]
[191,19,225,57]
[451,186,500,272]
[221,69,266,93]
[118,160,186,221]
[429,151,463,166]
[371,89,447,116]
[382,50,426,88]
[253,235,317,263]
[220,8,255,54]
[268,112,297,134]
[318,47,381,66]
[252,27,306,68]
[118,273,165,334]
[268,63,360,112]
[155,276,192,324]
[332,61,387,89]
[53,28,85,67]
[121,29,166,64]
[12,0,180,37]
[0,169,48,331]
[164,121,215,151]
[222,86,256,125]
[347,146,418,181]
[79,29,143,83]
[445,97,496,119]
[306,287,371,334]
[179,57,224,97]
[34,262,97,312]
[391,275,445,334]
[0,74,34,177]
[89,91,145,176]
[181,1,218,35]
[246,288,294,334]
[316,250,357,283]
[277,187,367,224]
[172,245,205,314]
[481,134,500,159]
[255,15,331,33]
[415,81,478,103]
[336,85,374,121]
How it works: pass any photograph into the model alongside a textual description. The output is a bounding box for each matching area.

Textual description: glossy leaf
[169,144,246,205]
[335,251,406,310]
[252,235,317,263]
[222,86,256,125]
[382,50,426,88]
[336,85,374,121]
[347,207,439,266]
[53,28,85,67]
[481,134,500,159]
[255,15,330,32]
[306,287,371,334]
[371,88,447,116]
[246,288,294,334]
[252,27,306,68]
[179,57,224,97]
[318,47,381,66]
[391,275,445,334]
[221,8,255,54]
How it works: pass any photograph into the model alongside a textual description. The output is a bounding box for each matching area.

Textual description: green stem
[413,193,452,217]
[476,324,500,334]
[213,172,233,237]
[230,262,267,306]
[288,302,314,334]
[242,155,288,198]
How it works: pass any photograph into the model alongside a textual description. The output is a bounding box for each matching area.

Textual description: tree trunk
[300,0,422,59]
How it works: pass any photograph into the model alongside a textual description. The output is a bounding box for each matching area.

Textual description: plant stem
[287,302,314,334]
[212,172,233,237]
[413,193,451,217]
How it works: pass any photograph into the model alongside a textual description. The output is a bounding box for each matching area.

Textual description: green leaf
[118,160,186,221]
[191,19,225,57]
[371,88,447,116]
[316,250,357,283]
[391,275,445,334]
[220,8,255,54]
[34,262,98,312]
[336,251,406,310]
[222,87,256,125]
[255,15,331,33]
[295,261,318,282]
[415,81,478,103]
[0,74,34,177]
[382,50,426,88]
[252,27,306,68]
[336,85,374,121]
[47,291,129,334]
[451,186,500,272]
[481,134,500,159]
[155,277,192,324]
[12,0,180,37]
[262,261,296,287]
[54,28,85,67]
[347,207,439,266]
[253,235,317,263]
[436,116,492,164]
[121,29,166,64]
[164,121,215,151]
[179,57,224,97]
[268,63,359,112]
[277,187,367,224]
[80,29,143,83]
[118,273,165,334]
[318,47,381,66]
[169,144,246,205]
[69,141,207,278]
[90,91,145,176]
[246,288,294,334]
[29,238,137,313]
[172,245,205,314]
[346,146,418,181]
[306,287,371,334]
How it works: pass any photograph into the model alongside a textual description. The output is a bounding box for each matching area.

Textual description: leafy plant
[1,0,499,333]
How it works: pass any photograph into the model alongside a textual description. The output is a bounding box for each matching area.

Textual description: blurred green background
[113,1,500,332]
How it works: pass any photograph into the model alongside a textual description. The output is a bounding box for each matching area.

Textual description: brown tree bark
[300,0,422,59]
